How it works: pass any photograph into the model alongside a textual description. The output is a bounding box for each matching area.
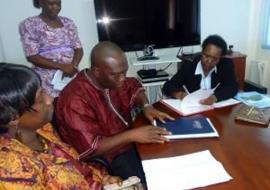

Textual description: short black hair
[0,63,41,133]
[202,34,228,55]
[33,0,41,8]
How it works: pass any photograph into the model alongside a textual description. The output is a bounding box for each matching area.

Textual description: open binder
[160,88,240,116]
[160,98,240,116]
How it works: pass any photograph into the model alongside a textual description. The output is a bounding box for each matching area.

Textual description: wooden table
[132,103,270,189]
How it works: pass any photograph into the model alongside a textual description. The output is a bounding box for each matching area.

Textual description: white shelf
[129,53,179,103]
[141,80,166,87]
[129,54,180,66]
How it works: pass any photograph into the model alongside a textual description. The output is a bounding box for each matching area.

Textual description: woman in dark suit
[163,34,238,105]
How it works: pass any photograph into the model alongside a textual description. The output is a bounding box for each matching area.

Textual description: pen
[247,106,254,116]
[213,83,221,91]
[182,85,190,95]
[152,119,157,127]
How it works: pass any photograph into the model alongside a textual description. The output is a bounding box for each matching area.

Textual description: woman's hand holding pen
[172,91,188,100]
[199,95,217,105]
[172,85,190,100]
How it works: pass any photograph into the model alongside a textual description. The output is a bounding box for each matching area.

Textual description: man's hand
[131,125,171,144]
[199,95,217,105]
[143,104,174,124]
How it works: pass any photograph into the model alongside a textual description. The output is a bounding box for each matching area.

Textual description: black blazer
[162,55,239,101]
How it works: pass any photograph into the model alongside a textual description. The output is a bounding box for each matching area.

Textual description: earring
[15,125,23,142]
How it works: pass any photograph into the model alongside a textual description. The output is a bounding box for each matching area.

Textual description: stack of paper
[51,70,75,90]
[142,150,232,190]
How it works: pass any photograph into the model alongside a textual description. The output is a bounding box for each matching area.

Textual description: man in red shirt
[55,41,173,188]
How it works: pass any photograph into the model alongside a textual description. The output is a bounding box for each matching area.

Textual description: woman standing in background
[19,0,83,97]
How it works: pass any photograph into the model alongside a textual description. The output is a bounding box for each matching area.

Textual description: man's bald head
[89,41,129,89]
[90,41,125,68]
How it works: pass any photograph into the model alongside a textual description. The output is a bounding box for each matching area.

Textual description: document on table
[156,115,219,140]
[51,70,75,90]
[142,150,233,190]
[181,88,214,107]
[235,91,270,108]
[161,96,240,116]
[160,89,214,116]
[213,98,240,108]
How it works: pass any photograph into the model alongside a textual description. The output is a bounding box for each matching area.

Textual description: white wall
[0,34,5,61]
[201,0,250,53]
[0,0,38,65]
[0,0,252,75]
[253,0,270,92]
[246,0,263,62]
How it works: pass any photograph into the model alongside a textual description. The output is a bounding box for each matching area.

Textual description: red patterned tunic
[56,69,144,161]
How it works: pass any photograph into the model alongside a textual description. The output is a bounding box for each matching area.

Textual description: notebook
[156,115,219,139]
[234,104,270,125]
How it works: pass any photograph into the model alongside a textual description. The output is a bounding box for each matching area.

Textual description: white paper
[182,89,214,107]
[51,70,75,90]
[161,98,240,116]
[142,150,233,190]
[174,88,214,115]
[161,98,212,116]
[213,98,240,108]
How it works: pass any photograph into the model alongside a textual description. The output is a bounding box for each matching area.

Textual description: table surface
[133,103,270,189]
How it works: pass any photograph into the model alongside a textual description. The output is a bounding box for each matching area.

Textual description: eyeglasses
[28,106,38,113]
[202,53,220,63]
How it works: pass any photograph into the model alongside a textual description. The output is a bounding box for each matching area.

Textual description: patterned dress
[19,16,82,97]
[0,123,106,190]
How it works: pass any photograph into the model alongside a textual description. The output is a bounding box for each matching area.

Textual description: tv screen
[94,0,200,52]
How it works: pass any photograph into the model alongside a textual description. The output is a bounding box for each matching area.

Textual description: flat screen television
[94,0,200,52]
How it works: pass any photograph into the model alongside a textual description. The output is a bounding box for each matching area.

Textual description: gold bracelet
[143,103,152,109]
[143,103,152,108]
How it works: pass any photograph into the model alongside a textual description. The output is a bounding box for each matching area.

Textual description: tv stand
[137,56,160,61]
[130,54,180,103]
[131,54,179,66]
